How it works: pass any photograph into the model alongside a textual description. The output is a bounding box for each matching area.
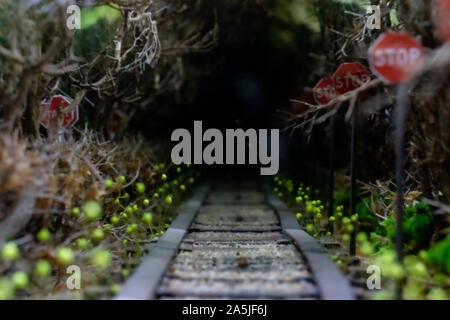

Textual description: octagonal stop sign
[332,62,371,95]
[313,77,337,106]
[40,95,79,129]
[369,32,424,84]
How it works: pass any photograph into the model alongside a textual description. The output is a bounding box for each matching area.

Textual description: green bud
[92,250,112,270]
[342,234,351,243]
[71,207,81,217]
[1,242,20,261]
[126,223,138,234]
[0,278,15,300]
[427,288,448,300]
[35,260,52,277]
[360,242,374,256]
[83,201,103,221]
[356,232,367,243]
[92,229,104,242]
[111,215,120,225]
[12,272,29,289]
[56,248,74,265]
[142,213,153,225]
[136,182,146,194]
[77,238,89,250]
[37,228,51,242]
[418,250,428,261]
[105,179,114,189]
[342,217,351,225]
[111,284,122,295]
[346,224,354,233]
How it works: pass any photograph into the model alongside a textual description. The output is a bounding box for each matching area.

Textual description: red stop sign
[332,62,371,95]
[108,111,123,137]
[40,95,79,129]
[369,32,424,84]
[291,88,315,114]
[436,0,450,42]
[313,77,337,106]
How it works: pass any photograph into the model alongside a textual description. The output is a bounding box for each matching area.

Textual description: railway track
[117,178,355,300]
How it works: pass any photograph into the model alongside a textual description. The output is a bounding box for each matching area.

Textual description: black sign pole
[395,83,407,263]
[328,113,336,233]
[311,129,317,191]
[349,97,357,256]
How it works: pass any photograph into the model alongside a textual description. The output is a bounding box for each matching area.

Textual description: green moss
[427,238,450,275]
[356,197,378,226]
[377,202,433,253]
[334,187,350,208]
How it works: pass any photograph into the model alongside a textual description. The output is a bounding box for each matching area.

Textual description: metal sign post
[328,113,336,233]
[368,32,424,266]
[332,63,371,255]
[313,77,337,229]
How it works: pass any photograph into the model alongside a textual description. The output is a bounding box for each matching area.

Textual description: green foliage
[355,197,378,226]
[334,187,350,208]
[81,6,121,30]
[377,202,433,252]
[427,238,450,275]
[403,210,433,251]
[284,179,294,193]
[274,0,320,31]
[74,9,121,60]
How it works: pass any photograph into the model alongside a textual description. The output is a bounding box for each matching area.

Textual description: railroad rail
[116,178,355,300]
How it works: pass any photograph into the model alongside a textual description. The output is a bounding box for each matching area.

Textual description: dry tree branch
[284,43,450,134]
